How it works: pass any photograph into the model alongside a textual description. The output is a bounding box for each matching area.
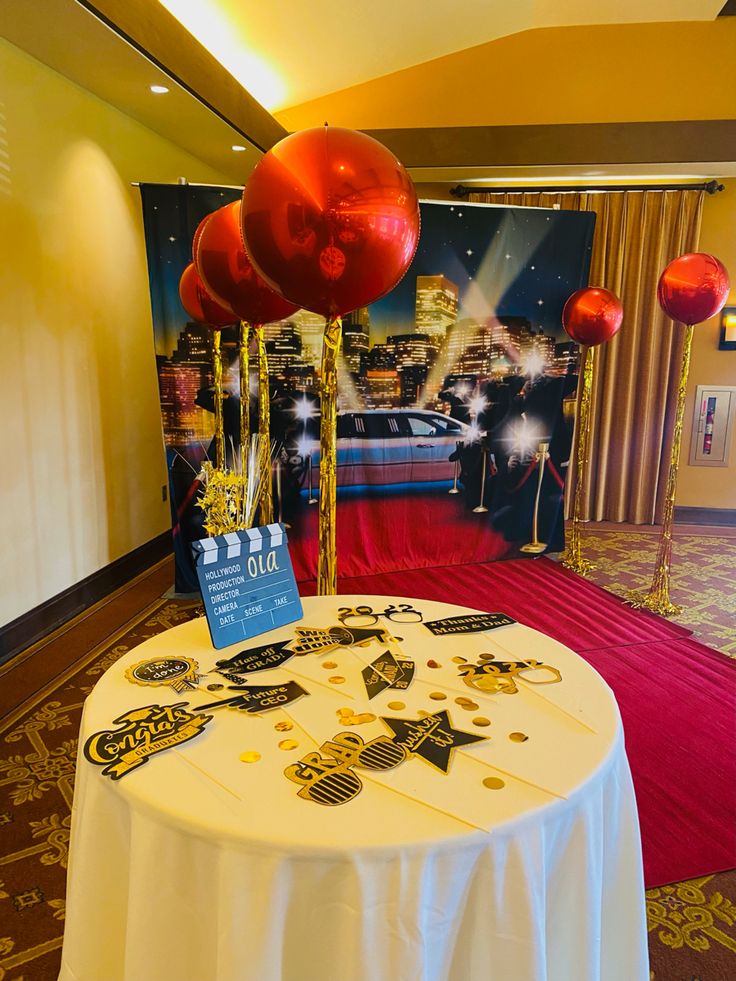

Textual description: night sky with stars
[140,187,595,354]
[368,200,595,344]
[140,184,241,357]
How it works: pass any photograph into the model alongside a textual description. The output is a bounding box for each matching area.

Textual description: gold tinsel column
[253,324,273,524]
[239,321,250,474]
[629,324,694,616]
[561,345,595,575]
[317,317,342,595]
[212,328,225,470]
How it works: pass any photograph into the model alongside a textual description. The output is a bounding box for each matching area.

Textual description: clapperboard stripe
[192,524,285,564]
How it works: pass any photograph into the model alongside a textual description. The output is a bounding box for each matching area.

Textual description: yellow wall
[678,182,736,511]
[278,20,736,131]
[0,38,237,626]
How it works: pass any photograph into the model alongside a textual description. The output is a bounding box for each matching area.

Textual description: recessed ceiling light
[150,84,170,94]
[231,145,247,152]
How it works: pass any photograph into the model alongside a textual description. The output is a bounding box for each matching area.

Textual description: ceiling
[155,0,724,112]
[0,0,262,183]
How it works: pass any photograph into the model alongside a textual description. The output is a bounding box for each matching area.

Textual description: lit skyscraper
[415,275,459,346]
[266,322,302,380]
[291,309,326,367]
[342,307,370,373]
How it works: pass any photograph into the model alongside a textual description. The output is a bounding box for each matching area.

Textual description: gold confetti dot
[455,697,479,711]
[482,777,505,790]
[427,659,441,669]
[278,739,299,751]
[323,661,338,669]
[472,717,491,727]
[207,683,223,691]
[452,656,467,664]
[274,721,293,732]
[342,713,377,726]
[387,701,406,711]
[478,653,494,661]
[429,691,447,701]
[328,676,346,685]
[239,751,261,764]
[337,708,353,718]
[509,732,529,742]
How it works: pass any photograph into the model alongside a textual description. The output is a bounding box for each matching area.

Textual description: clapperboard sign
[192,524,303,649]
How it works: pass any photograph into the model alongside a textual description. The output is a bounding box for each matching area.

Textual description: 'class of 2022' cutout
[458,659,562,695]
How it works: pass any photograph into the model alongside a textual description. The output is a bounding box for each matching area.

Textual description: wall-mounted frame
[688,385,736,467]
[719,307,736,350]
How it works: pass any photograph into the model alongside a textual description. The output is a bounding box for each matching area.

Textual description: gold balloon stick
[238,321,250,476]
[253,324,273,524]
[561,345,596,575]
[212,328,225,470]
[629,323,694,616]
[317,316,342,595]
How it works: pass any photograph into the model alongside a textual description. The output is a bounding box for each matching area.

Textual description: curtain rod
[451,179,725,197]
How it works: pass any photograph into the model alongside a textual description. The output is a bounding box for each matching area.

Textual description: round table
[59,595,648,981]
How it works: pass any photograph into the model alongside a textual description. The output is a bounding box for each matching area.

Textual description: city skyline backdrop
[141,187,596,445]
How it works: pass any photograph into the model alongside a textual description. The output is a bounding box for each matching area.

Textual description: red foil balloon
[562,287,623,347]
[192,214,210,262]
[178,262,234,328]
[241,126,420,318]
[657,252,730,326]
[195,201,299,324]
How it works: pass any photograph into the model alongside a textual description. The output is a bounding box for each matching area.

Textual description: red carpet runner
[300,557,736,887]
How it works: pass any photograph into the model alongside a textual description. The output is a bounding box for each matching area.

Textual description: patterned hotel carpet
[0,540,734,981]
[577,529,736,657]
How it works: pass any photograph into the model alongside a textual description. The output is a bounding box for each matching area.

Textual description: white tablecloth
[59,595,648,981]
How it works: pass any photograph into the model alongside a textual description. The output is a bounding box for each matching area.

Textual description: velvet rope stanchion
[317,317,342,595]
[253,323,273,524]
[212,329,225,470]
[238,321,250,473]
[561,345,595,576]
[628,325,693,616]
[520,442,550,554]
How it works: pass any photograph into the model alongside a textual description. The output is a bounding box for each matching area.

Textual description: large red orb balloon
[562,287,623,347]
[195,201,300,324]
[241,126,420,319]
[657,252,730,326]
[178,262,234,328]
[192,214,210,262]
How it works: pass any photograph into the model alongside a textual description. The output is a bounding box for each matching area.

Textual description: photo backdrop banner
[139,185,595,590]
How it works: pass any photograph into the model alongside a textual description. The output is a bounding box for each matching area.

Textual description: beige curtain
[468,190,704,523]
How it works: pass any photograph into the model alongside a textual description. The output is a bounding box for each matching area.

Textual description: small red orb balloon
[195,201,300,324]
[241,126,420,319]
[657,252,730,326]
[178,262,234,328]
[562,287,623,347]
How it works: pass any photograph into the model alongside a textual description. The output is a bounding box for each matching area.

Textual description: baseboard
[0,531,173,666]
[673,506,736,527]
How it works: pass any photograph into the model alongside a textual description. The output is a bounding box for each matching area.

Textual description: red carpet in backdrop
[288,490,512,580]
[300,557,736,887]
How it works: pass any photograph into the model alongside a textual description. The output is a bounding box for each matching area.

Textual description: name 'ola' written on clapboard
[192,524,303,649]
